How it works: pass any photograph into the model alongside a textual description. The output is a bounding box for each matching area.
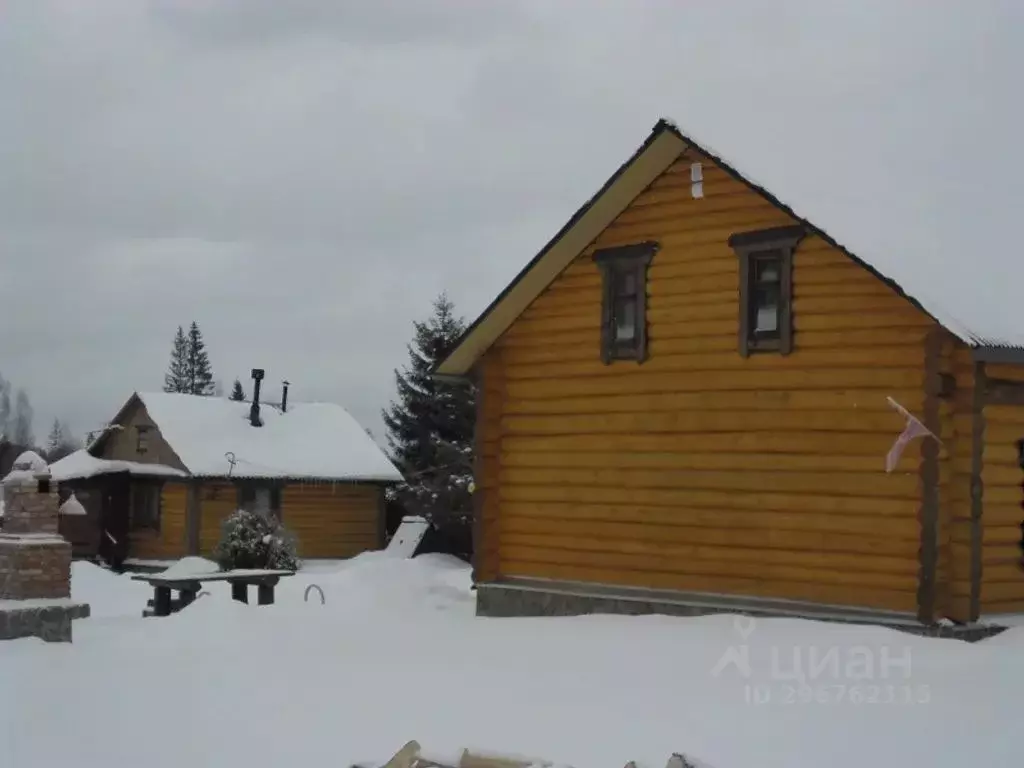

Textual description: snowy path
[0,554,1020,768]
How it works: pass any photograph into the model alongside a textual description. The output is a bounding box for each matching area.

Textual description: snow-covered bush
[212,507,299,571]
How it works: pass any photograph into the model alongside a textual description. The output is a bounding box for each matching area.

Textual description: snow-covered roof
[48,449,187,483]
[131,392,402,482]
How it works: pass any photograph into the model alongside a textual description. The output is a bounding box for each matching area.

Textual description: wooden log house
[48,382,401,566]
[435,118,1024,629]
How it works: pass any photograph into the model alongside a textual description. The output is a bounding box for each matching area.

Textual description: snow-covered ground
[1,554,1021,768]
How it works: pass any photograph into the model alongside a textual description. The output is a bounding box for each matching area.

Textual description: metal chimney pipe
[281,380,290,413]
[249,368,265,427]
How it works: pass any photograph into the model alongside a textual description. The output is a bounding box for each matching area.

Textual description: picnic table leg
[179,588,197,609]
[153,586,172,617]
[257,583,274,606]
[231,582,248,604]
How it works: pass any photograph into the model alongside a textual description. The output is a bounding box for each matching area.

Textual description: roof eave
[434,119,688,377]
[434,116,964,377]
[189,473,403,484]
[971,345,1024,364]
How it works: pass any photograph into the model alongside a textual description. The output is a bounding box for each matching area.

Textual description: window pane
[132,486,159,530]
[754,256,780,283]
[255,488,271,513]
[610,268,634,296]
[614,298,637,340]
[754,286,780,332]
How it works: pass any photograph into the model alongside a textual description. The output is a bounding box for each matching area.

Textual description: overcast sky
[0,0,1018,449]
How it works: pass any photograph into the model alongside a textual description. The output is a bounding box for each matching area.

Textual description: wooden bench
[131,569,296,617]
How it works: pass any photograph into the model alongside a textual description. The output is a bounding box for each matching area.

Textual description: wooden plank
[186,481,201,556]
[970,361,986,621]
[500,449,899,474]
[598,205,792,246]
[499,466,919,499]
[499,544,919,591]
[501,431,921,458]
[985,379,1024,406]
[985,363,1024,382]
[501,410,909,437]
[501,389,924,416]
[500,484,917,517]
[795,311,933,332]
[472,359,487,584]
[504,369,926,399]
[501,502,921,537]
[501,533,916,576]
[916,326,941,623]
[502,346,926,377]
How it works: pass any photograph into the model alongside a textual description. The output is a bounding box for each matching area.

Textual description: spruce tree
[45,418,79,462]
[12,389,34,447]
[0,374,10,439]
[163,326,190,393]
[186,321,215,396]
[382,293,476,559]
[46,418,64,456]
[229,378,246,401]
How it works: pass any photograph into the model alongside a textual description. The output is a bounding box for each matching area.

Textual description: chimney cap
[251,368,265,381]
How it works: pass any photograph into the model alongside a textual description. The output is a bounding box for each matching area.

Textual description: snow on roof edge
[48,449,187,483]
[134,392,404,483]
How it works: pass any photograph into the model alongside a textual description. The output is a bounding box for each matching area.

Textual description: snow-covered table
[130,568,296,617]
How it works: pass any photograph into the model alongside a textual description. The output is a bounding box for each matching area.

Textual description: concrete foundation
[0,600,91,642]
[476,578,1006,643]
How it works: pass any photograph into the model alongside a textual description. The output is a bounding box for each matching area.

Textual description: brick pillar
[2,473,60,535]
[0,450,90,642]
[0,451,71,600]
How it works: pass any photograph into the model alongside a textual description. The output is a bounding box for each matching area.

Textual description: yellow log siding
[199,481,238,556]
[474,348,504,583]
[480,150,934,614]
[130,482,188,560]
[941,341,976,622]
[281,482,382,559]
[981,363,1024,613]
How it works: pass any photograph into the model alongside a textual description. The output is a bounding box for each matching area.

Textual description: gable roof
[92,391,402,482]
[436,118,1023,377]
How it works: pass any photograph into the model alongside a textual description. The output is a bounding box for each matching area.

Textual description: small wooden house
[435,118,1024,630]
[49,387,402,566]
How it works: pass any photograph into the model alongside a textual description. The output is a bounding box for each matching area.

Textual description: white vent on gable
[690,162,704,199]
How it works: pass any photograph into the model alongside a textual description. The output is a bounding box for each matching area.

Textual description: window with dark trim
[592,241,658,363]
[238,482,282,517]
[728,225,804,356]
[136,425,150,455]
[130,484,162,532]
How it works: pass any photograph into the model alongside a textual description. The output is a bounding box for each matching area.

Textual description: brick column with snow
[0,451,90,642]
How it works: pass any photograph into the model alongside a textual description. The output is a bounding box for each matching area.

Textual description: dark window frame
[236,481,283,518]
[728,225,804,357]
[130,482,162,533]
[136,425,150,455]
[592,241,659,364]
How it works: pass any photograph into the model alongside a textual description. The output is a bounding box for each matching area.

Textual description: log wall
[476,150,937,614]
